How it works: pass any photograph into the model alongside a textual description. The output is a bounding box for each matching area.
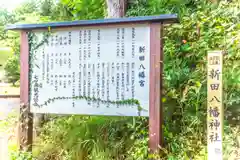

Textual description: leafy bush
[60,0,105,20]
[126,0,240,159]
[10,151,35,160]
[34,116,144,160]
[4,55,20,85]
[34,0,240,159]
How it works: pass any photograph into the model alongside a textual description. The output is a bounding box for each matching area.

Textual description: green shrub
[34,116,141,160]
[10,151,35,160]
[20,0,240,159]
[4,55,20,85]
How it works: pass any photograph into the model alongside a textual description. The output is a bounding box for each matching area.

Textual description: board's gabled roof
[6,14,179,31]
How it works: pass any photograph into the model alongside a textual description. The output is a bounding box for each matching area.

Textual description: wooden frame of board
[7,14,179,154]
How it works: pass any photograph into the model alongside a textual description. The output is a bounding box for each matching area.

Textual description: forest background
[0,0,239,159]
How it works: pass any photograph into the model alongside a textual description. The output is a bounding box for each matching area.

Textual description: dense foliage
[32,0,240,160]
[1,0,239,159]
[1,0,73,83]
[4,55,20,85]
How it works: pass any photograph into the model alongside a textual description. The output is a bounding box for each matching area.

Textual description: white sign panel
[29,25,150,116]
[207,51,223,160]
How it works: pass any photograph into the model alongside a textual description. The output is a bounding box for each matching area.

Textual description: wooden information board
[6,15,178,153]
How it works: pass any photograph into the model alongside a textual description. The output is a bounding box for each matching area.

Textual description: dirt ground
[0,83,20,160]
[0,83,19,95]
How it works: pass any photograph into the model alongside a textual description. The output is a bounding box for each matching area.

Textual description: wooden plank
[6,14,178,31]
[149,23,163,154]
[19,31,33,151]
[0,95,20,98]
[207,51,223,160]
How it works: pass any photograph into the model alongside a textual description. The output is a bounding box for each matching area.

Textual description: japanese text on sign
[29,25,150,116]
[207,51,223,160]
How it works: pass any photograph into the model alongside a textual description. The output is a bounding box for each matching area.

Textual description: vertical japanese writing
[97,29,100,58]
[50,75,53,86]
[87,64,91,105]
[42,49,45,81]
[68,32,71,45]
[50,35,54,46]
[64,36,67,45]
[116,28,120,57]
[121,28,125,58]
[64,53,67,65]
[131,28,135,58]
[79,30,82,44]
[79,47,82,61]
[207,51,223,160]
[46,53,50,84]
[83,64,86,97]
[106,63,110,107]
[47,36,50,46]
[138,46,146,87]
[55,35,58,46]
[59,74,62,87]
[79,30,82,61]
[68,53,71,69]
[92,64,96,106]
[63,74,67,88]
[59,36,62,45]
[101,63,105,100]
[59,52,63,67]
[121,63,125,100]
[126,62,130,91]
[33,75,39,107]
[68,74,71,87]
[116,63,120,108]
[97,63,100,107]
[72,72,75,107]
[83,30,87,60]
[131,63,135,99]
[111,63,115,84]
[55,52,58,65]
[79,65,82,96]
[88,30,91,58]
[50,58,54,70]
[54,75,58,91]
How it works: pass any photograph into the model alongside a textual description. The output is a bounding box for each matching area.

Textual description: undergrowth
[4,0,240,159]
[31,0,240,160]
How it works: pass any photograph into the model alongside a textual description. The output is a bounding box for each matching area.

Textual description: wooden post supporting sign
[19,31,33,151]
[149,22,163,153]
[207,51,223,160]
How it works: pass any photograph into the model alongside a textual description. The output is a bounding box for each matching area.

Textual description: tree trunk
[106,0,127,18]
